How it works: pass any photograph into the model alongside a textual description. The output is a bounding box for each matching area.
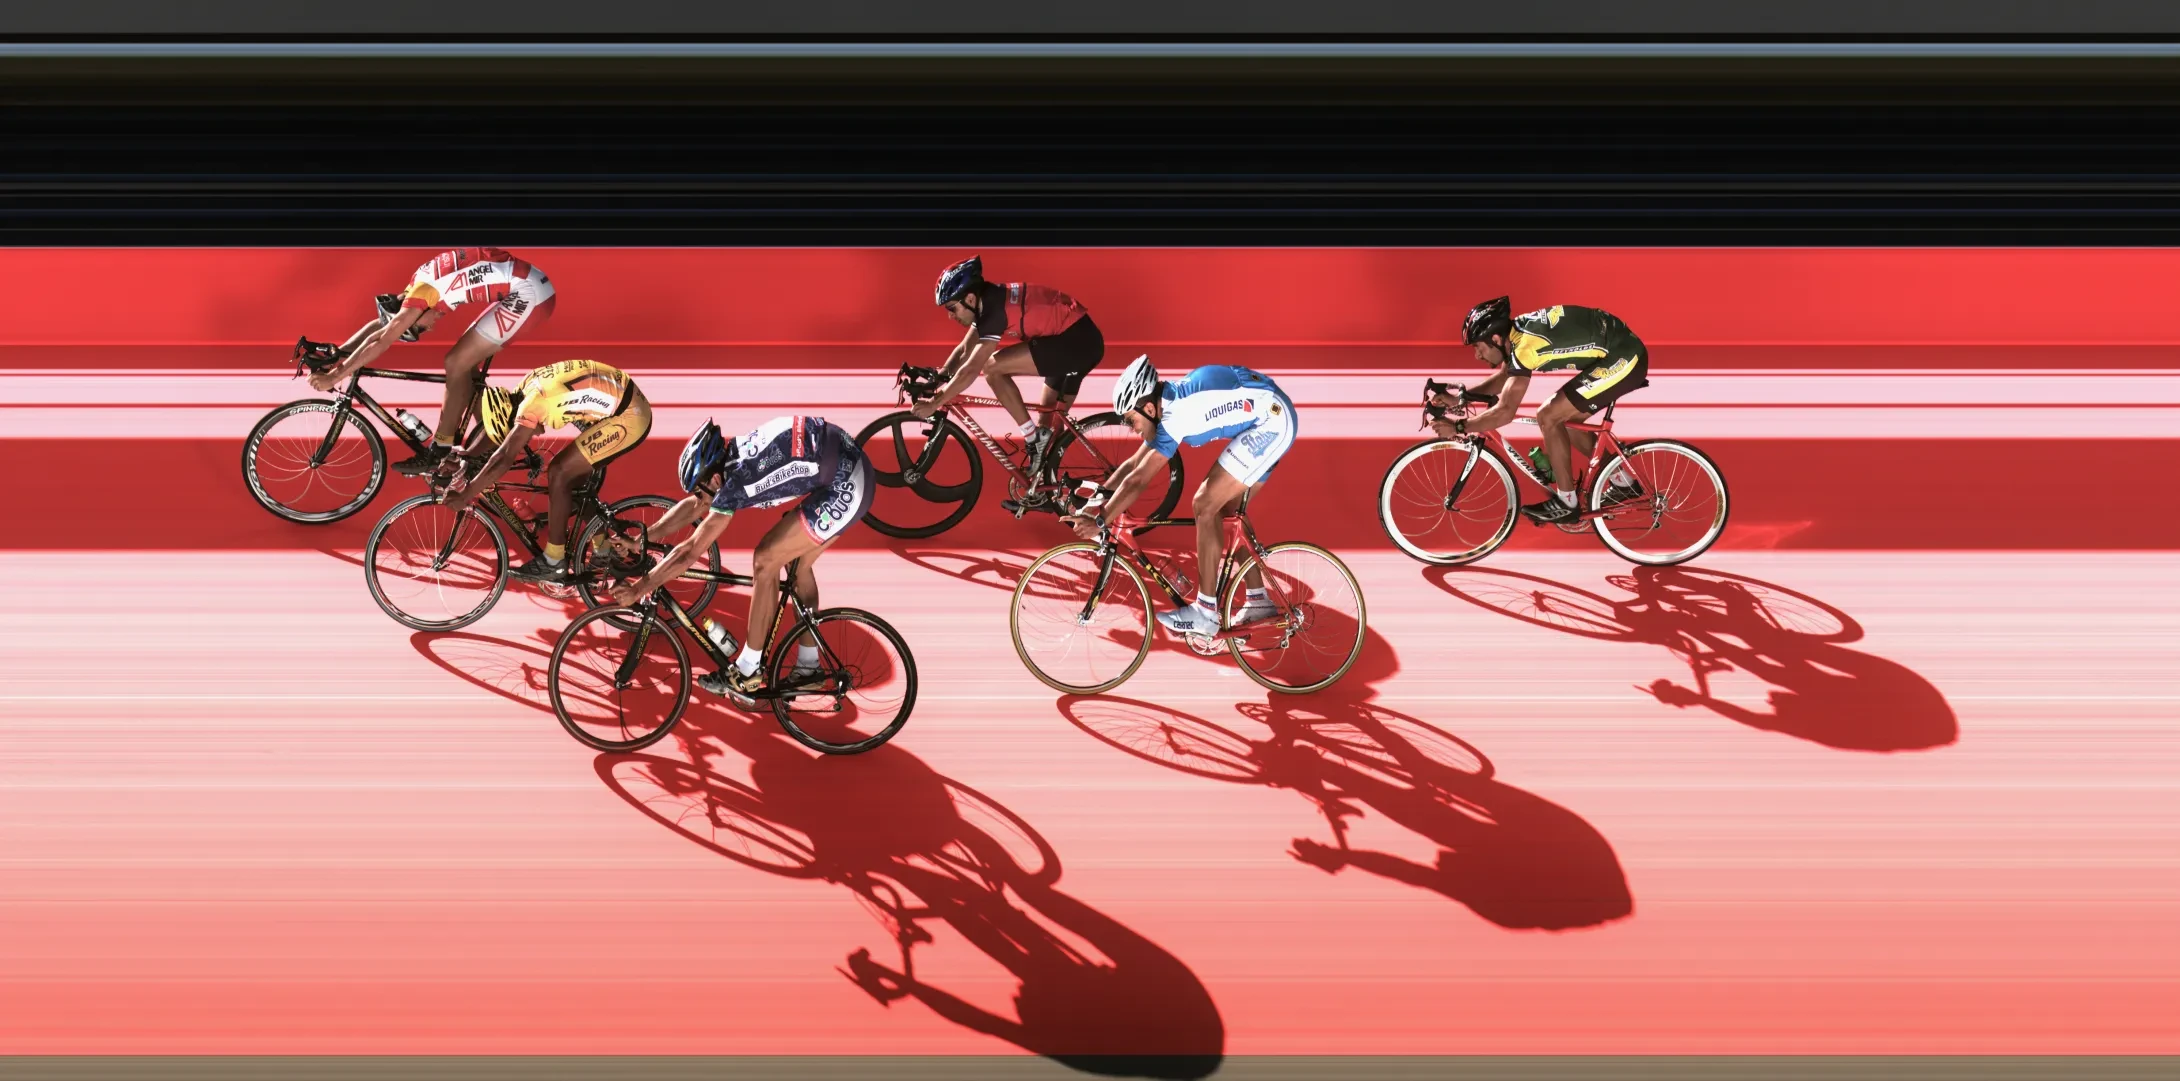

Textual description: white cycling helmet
[1112,354,1161,416]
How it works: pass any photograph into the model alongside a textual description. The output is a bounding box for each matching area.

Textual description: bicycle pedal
[1001,499,1027,519]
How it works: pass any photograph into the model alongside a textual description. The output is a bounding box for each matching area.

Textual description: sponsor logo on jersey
[1203,398,1256,421]
[745,460,819,497]
[559,388,617,418]
[1237,426,1281,455]
[585,427,627,453]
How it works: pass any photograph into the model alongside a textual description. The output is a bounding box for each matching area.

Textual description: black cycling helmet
[935,256,984,306]
[1462,296,1515,345]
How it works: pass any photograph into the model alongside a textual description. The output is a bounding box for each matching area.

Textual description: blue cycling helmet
[678,420,729,493]
[935,256,983,306]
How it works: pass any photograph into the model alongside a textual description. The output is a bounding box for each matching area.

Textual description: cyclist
[912,256,1105,481]
[1066,355,1294,637]
[607,417,876,707]
[1433,297,1646,525]
[441,359,651,585]
[308,247,557,475]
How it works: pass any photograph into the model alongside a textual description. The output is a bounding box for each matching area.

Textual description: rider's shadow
[1425,565,1957,752]
[1060,693,1632,932]
[600,706,1225,1079]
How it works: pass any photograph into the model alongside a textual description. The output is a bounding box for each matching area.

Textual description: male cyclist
[1067,355,1294,637]
[308,247,557,475]
[1432,297,1646,525]
[913,256,1105,479]
[441,359,651,584]
[607,417,875,706]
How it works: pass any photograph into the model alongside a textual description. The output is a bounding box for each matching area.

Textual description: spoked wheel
[241,399,387,524]
[1222,542,1367,694]
[575,494,725,629]
[1009,542,1155,695]
[363,494,509,631]
[767,608,917,755]
[1048,412,1184,523]
[548,605,693,752]
[854,411,984,539]
[1378,439,1519,565]
[1590,439,1731,566]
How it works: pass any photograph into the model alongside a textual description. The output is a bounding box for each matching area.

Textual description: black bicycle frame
[619,561,845,699]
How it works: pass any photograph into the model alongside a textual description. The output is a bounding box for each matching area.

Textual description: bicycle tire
[1590,439,1731,567]
[1223,542,1367,695]
[363,494,510,631]
[768,607,917,755]
[1010,541,1155,695]
[1050,411,1185,524]
[575,494,724,629]
[549,605,693,753]
[854,410,984,539]
[240,398,387,524]
[1377,438,1519,566]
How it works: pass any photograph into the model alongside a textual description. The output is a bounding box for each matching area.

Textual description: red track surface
[4,249,2179,1060]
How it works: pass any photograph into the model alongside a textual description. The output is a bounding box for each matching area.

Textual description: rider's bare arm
[455,422,537,496]
[928,338,1002,407]
[625,509,734,597]
[938,324,979,376]
[1462,372,1530,433]
[1088,443,1172,527]
[645,493,710,539]
[322,306,424,383]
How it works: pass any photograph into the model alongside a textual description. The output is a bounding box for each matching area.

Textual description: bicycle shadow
[892,548,1039,594]
[1059,690,1632,932]
[1425,565,1958,752]
[408,629,564,714]
[596,706,1225,1078]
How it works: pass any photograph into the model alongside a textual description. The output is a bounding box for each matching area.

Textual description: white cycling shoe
[1156,603,1222,637]
[1230,597,1282,626]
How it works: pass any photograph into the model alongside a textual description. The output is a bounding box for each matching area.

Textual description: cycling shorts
[465,266,558,347]
[1559,348,1649,414]
[571,384,652,467]
[1213,391,1298,487]
[797,444,873,544]
[1027,314,1105,397]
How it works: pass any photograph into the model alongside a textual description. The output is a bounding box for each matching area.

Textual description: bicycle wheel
[1223,542,1367,694]
[1377,439,1518,565]
[575,494,725,629]
[854,411,984,538]
[767,608,917,755]
[241,399,387,524]
[1591,439,1731,567]
[549,605,692,752]
[363,494,509,631]
[1049,412,1184,522]
[1010,542,1155,695]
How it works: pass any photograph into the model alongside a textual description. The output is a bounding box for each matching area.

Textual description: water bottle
[1525,447,1555,484]
[701,618,735,656]
[393,408,433,446]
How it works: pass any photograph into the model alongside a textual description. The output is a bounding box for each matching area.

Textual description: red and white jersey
[400,248,544,313]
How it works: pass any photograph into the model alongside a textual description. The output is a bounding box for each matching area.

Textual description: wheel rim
[577,496,723,627]
[247,404,381,520]
[1380,441,1516,564]
[771,611,915,754]
[365,498,506,630]
[1592,443,1729,565]
[1011,544,1153,694]
[1226,544,1366,693]
[551,609,690,751]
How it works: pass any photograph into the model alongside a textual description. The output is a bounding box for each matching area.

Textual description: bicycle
[852,363,1185,538]
[547,557,917,755]
[1378,378,1730,567]
[362,456,723,633]
[241,337,489,525]
[1008,487,1366,695]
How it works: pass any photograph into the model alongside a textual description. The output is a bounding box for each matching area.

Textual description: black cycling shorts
[1559,348,1650,414]
[1027,314,1106,397]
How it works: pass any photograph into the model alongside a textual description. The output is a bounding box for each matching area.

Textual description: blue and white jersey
[1149,365,1291,458]
[709,415,855,513]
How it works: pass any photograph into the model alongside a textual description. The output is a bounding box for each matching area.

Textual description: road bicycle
[1378,379,1730,567]
[852,363,1184,538]
[362,457,722,632]
[1009,488,1365,695]
[241,337,489,524]
[548,558,917,755]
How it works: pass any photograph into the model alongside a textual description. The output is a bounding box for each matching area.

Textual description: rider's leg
[430,327,503,445]
[981,345,1041,431]
[735,513,830,679]
[544,445,596,560]
[1190,464,1251,609]
[1535,394,1584,507]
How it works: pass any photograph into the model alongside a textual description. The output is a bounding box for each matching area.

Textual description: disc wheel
[548,605,693,752]
[241,399,387,524]
[854,411,985,539]
[1377,438,1519,565]
[1010,542,1155,695]
[1591,439,1731,566]
[363,494,509,631]
[1222,542,1366,694]
[1048,412,1185,523]
[767,608,918,755]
